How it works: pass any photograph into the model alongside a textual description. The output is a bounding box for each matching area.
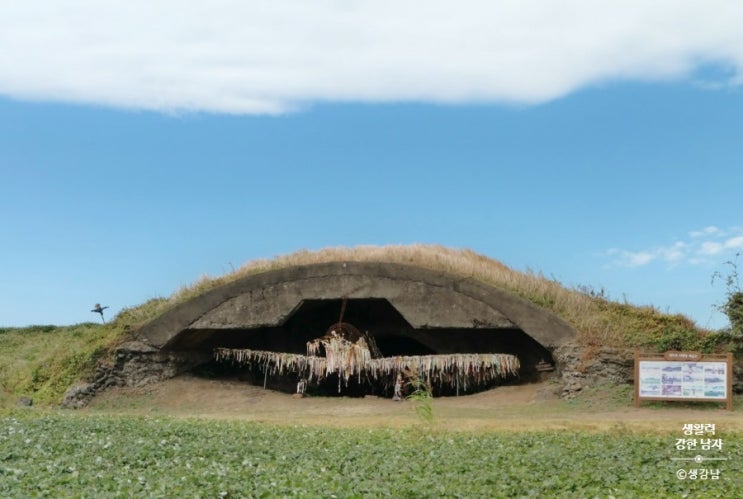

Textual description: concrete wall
[137,262,576,351]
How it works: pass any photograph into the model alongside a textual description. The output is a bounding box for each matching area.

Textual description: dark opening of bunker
[173,298,554,397]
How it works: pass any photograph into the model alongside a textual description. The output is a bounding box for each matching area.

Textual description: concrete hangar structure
[136,262,576,395]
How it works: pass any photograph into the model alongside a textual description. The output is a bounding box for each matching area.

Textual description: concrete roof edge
[136,261,577,349]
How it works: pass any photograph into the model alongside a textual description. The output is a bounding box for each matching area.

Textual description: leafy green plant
[406,375,434,424]
[724,291,743,337]
[652,326,702,352]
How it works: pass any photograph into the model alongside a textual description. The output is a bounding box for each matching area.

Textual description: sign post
[634,351,733,410]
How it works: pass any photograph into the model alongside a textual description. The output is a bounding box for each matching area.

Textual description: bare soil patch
[86,375,743,432]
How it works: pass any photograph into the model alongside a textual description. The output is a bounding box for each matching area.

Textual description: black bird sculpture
[91,303,109,323]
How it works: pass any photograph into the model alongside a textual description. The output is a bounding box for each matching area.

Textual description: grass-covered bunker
[136,261,575,396]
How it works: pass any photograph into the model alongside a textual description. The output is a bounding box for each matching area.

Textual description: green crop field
[2,413,741,498]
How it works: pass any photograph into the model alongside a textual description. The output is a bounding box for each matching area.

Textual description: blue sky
[1,2,742,328]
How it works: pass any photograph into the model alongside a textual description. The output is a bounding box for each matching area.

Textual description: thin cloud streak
[606,227,743,269]
[1,1,743,114]
[689,226,721,238]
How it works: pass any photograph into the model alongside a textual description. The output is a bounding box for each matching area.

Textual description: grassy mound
[119,244,713,349]
[1,244,729,407]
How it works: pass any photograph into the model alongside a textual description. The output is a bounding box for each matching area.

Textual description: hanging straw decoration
[214,334,520,391]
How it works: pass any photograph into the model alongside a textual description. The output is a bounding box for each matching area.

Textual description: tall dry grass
[114,244,705,348]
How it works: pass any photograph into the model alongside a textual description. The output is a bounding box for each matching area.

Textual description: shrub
[712,252,742,337]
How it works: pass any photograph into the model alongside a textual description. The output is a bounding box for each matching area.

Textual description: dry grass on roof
[115,244,705,349]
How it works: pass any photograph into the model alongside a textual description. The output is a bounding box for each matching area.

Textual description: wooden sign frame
[634,351,733,411]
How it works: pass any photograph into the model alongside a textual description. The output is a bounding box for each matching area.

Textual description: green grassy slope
[0,323,119,407]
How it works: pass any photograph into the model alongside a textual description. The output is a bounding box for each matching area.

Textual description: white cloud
[689,226,720,238]
[625,251,657,268]
[605,248,657,268]
[1,1,743,114]
[661,241,687,263]
[699,241,724,256]
[725,236,743,250]
[606,226,743,268]
[698,234,743,256]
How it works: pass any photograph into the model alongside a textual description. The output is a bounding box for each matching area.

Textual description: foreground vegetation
[1,413,740,497]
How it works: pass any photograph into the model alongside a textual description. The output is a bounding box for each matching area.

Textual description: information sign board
[634,352,733,410]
